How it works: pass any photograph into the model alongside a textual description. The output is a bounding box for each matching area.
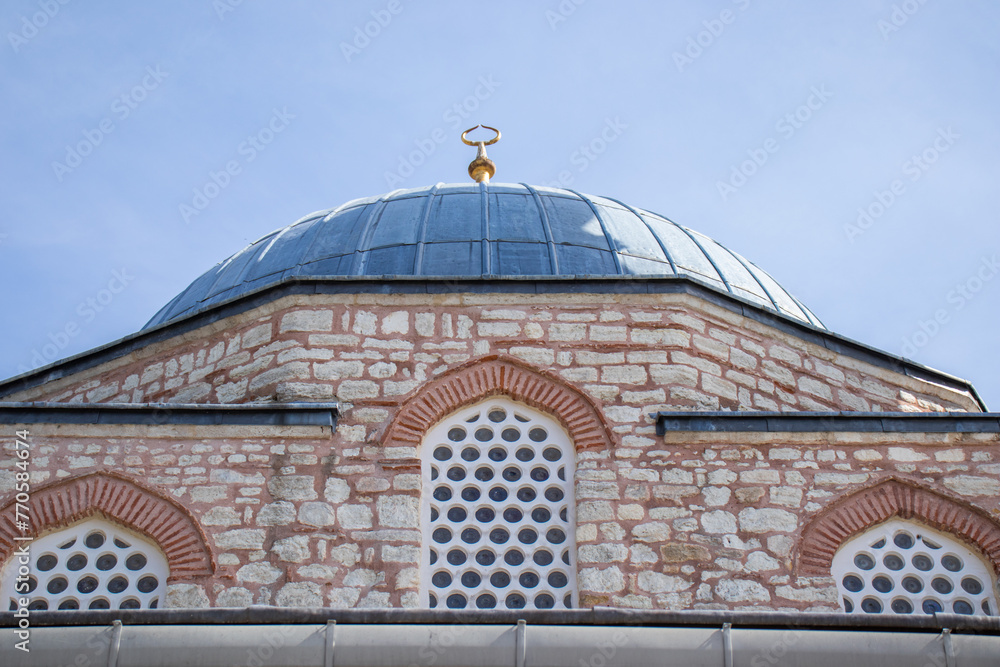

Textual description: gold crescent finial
[461,125,501,146]
[462,125,501,183]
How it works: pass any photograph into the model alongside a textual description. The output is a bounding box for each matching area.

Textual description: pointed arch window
[2,517,169,611]
[833,518,999,616]
[421,397,578,610]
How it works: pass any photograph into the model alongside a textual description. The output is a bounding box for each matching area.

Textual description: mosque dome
[146,183,824,329]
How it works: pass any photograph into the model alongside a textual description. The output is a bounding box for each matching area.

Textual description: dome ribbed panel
[144,183,822,330]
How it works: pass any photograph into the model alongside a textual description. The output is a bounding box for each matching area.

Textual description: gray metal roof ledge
[654,411,1000,436]
[1,608,998,667]
[0,402,339,428]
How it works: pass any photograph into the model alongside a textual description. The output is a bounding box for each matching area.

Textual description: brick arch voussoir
[0,471,214,581]
[384,355,615,453]
[797,478,1000,576]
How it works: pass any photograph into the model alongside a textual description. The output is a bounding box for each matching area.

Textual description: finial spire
[461,125,501,183]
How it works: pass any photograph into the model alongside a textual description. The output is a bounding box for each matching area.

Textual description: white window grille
[2,517,169,611]
[832,518,999,616]
[420,397,577,610]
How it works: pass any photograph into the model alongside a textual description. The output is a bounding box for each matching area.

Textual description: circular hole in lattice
[431,467,439,480]
[461,528,481,544]
[528,428,547,442]
[89,598,110,610]
[504,550,525,566]
[461,487,480,502]
[962,577,984,595]
[28,600,48,611]
[872,576,893,594]
[431,571,452,588]
[58,599,79,610]
[861,598,883,613]
[843,575,864,593]
[534,550,553,566]
[854,553,875,571]
[517,487,536,502]
[503,429,521,443]
[489,487,508,502]
[535,593,555,609]
[547,528,566,544]
[954,600,975,615]
[47,576,68,595]
[475,467,494,482]
[518,528,538,545]
[515,447,533,461]
[502,467,521,482]
[490,528,510,545]
[893,532,914,549]
[446,594,467,609]
[902,576,924,594]
[488,409,506,423]
[475,428,493,442]
[544,487,564,502]
[433,446,451,461]
[883,554,904,571]
[67,554,88,571]
[843,598,854,613]
[84,532,105,549]
[137,576,159,594]
[532,507,551,523]
[488,447,507,462]
[530,467,549,482]
[549,571,568,588]
[476,593,497,609]
[447,467,466,482]
[912,554,933,571]
[542,447,561,462]
[476,550,496,566]
[447,550,467,566]
[37,554,57,572]
[922,599,943,614]
[430,550,438,565]
[490,571,511,588]
[462,571,482,588]
[503,508,523,523]
[120,598,141,610]
[96,553,118,571]
[430,508,439,521]
[448,427,466,442]
[891,598,913,614]
[931,577,953,595]
[447,507,467,522]
[942,555,963,572]
[506,593,526,609]
[107,576,129,594]
[432,528,452,544]
[476,507,495,522]
[434,486,452,502]
[461,448,479,462]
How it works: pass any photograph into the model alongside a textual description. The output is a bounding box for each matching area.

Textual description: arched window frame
[832,517,999,616]
[420,397,578,610]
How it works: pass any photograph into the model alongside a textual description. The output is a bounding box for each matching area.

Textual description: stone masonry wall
[8,293,980,417]
[2,426,997,611]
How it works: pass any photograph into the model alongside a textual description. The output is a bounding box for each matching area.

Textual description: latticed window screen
[2,517,169,611]
[420,397,577,610]
[832,518,999,616]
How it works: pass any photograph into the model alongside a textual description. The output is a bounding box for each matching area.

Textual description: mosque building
[2,128,999,664]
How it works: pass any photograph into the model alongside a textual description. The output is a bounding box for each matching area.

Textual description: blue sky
[2,1,998,409]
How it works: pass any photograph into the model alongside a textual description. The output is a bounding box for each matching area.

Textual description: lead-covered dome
[146,183,823,329]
